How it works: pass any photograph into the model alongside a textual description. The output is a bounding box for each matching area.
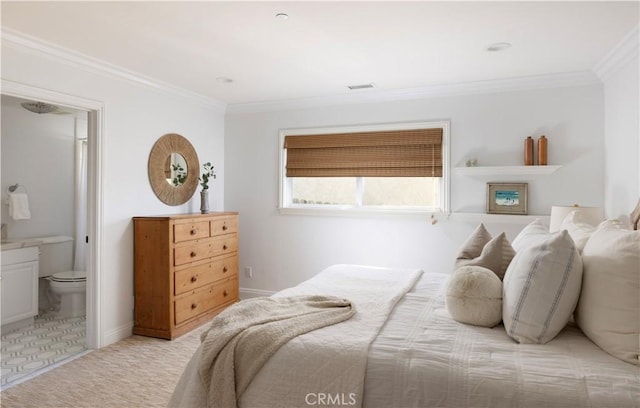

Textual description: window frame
[278,120,450,217]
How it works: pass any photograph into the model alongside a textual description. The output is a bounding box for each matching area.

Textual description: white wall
[225,84,604,293]
[1,96,76,238]
[603,54,639,218]
[1,39,226,345]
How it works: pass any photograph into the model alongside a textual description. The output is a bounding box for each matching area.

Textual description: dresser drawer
[174,254,238,296]
[211,217,238,236]
[210,234,238,258]
[174,278,238,325]
[174,241,213,266]
[174,221,210,243]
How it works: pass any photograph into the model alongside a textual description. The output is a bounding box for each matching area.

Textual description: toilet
[38,236,86,318]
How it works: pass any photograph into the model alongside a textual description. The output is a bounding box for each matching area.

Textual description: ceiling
[1,1,638,106]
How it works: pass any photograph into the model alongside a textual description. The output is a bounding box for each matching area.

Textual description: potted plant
[198,162,216,213]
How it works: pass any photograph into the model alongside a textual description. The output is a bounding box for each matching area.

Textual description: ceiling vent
[348,83,375,90]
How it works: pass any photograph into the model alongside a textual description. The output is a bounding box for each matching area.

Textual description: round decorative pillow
[445,266,503,327]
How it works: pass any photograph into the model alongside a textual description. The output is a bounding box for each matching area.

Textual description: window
[279,121,449,215]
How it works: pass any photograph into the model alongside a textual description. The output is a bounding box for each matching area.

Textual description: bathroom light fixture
[20,101,59,114]
[275,12,289,20]
[348,83,375,90]
[486,42,512,52]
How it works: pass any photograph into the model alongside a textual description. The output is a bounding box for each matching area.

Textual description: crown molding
[1,28,227,113]
[593,25,639,82]
[2,27,609,117]
[226,70,600,115]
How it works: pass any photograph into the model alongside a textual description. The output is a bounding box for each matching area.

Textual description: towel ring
[7,183,27,193]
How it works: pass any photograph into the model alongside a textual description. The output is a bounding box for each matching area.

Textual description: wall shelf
[448,212,550,225]
[454,165,561,176]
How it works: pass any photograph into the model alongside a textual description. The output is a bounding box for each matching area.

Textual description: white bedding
[173,265,640,408]
[364,272,640,408]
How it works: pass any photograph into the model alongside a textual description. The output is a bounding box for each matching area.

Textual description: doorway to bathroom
[0,80,104,387]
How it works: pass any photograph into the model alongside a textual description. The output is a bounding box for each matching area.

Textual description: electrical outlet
[244,267,253,278]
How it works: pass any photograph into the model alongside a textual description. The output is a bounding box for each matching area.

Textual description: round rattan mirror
[148,133,199,205]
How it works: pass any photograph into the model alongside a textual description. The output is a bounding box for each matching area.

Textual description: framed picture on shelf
[486,182,528,215]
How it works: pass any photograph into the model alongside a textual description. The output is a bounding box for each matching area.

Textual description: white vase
[200,190,209,214]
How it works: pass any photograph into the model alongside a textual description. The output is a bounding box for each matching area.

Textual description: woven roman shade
[284,128,443,177]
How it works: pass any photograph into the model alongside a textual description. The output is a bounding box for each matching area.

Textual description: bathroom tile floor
[1,312,87,389]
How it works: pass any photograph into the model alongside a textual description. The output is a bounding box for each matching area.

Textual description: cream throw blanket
[198,295,355,408]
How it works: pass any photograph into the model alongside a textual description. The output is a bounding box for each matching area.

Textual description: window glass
[362,177,440,207]
[291,177,356,205]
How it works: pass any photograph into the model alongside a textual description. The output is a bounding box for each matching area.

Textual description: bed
[170,261,639,408]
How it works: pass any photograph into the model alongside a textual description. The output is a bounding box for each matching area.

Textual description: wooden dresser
[132,212,239,339]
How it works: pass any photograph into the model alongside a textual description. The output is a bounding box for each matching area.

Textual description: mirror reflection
[164,153,188,186]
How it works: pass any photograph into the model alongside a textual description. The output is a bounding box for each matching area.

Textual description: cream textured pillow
[455,225,515,280]
[575,222,640,365]
[503,230,583,344]
[446,266,502,327]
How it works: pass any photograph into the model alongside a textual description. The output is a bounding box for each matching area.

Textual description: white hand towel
[8,193,31,220]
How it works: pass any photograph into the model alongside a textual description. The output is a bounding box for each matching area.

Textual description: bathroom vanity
[1,242,40,330]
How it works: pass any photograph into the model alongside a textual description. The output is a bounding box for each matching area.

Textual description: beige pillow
[503,230,583,344]
[446,266,502,327]
[455,225,515,280]
[575,223,640,365]
[456,224,492,260]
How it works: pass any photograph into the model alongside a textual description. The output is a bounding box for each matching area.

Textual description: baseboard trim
[240,288,276,300]
[102,321,134,346]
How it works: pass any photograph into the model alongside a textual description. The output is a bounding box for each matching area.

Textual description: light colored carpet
[1,324,206,408]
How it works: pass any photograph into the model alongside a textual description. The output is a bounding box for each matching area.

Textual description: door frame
[2,79,105,349]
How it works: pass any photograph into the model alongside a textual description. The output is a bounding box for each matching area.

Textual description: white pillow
[511,219,548,252]
[559,210,595,252]
[503,230,583,344]
[575,223,640,365]
[446,266,502,327]
[560,212,627,253]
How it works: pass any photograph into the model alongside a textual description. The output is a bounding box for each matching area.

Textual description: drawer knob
[191,303,197,310]
[222,245,228,250]
[222,266,228,273]
[190,251,197,257]
[190,276,197,283]
[223,290,228,297]
[190,229,197,235]
[222,225,228,231]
